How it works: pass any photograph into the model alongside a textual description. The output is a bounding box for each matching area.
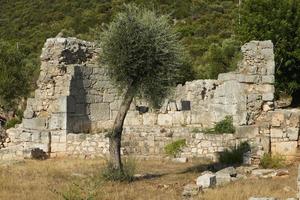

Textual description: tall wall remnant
[0,37,299,161]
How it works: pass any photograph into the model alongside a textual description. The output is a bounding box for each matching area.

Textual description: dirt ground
[0,158,297,200]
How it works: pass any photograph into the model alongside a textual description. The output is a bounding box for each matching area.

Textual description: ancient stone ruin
[0,37,299,162]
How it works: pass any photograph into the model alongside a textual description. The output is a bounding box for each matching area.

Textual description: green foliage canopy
[238,0,300,96]
[100,4,191,107]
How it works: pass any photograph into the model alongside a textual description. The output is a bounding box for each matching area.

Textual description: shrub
[260,153,286,169]
[5,118,21,129]
[214,116,235,134]
[101,158,136,182]
[219,142,251,165]
[164,139,186,157]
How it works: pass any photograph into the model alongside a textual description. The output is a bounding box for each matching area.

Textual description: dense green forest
[0,0,299,111]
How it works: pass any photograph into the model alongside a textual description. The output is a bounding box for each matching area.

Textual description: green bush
[5,118,21,129]
[164,139,186,157]
[214,116,235,134]
[260,153,286,169]
[203,116,235,134]
[219,142,251,165]
[101,158,136,182]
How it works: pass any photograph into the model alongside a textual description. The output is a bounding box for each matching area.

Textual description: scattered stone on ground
[248,198,277,200]
[196,173,216,188]
[251,169,289,178]
[182,183,202,199]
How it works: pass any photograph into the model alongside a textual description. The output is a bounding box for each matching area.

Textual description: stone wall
[0,36,299,162]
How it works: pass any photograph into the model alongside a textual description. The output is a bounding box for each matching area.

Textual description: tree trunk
[109,85,135,171]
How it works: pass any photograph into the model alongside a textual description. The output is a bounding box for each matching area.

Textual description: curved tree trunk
[109,85,135,171]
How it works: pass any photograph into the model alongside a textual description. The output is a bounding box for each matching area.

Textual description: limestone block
[218,73,238,82]
[288,112,300,127]
[103,93,115,103]
[23,118,47,130]
[20,132,32,142]
[238,75,260,83]
[56,96,68,113]
[271,128,285,138]
[49,113,67,130]
[271,112,285,127]
[51,143,66,152]
[262,75,275,84]
[157,114,173,126]
[286,128,299,141]
[196,173,216,188]
[262,93,274,101]
[124,111,143,126]
[172,111,185,126]
[235,126,259,139]
[143,113,157,126]
[271,141,298,156]
[89,103,110,121]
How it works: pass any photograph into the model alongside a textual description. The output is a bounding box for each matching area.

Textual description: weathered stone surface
[196,173,216,188]
[89,103,110,121]
[23,118,47,130]
[249,198,277,200]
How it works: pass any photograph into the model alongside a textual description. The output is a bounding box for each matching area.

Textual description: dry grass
[0,158,297,200]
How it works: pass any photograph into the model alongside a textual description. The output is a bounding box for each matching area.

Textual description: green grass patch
[164,139,186,157]
[260,153,286,169]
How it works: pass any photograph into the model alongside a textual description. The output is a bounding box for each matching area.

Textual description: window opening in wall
[136,106,149,114]
[181,101,191,111]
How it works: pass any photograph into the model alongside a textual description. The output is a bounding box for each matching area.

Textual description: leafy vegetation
[260,153,286,169]
[219,142,251,165]
[164,139,187,157]
[238,0,300,102]
[1,0,299,110]
[0,0,239,110]
[203,116,235,134]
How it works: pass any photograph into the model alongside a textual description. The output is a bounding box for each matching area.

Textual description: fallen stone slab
[216,166,237,177]
[216,173,231,186]
[196,173,216,188]
[251,169,276,178]
[249,197,277,200]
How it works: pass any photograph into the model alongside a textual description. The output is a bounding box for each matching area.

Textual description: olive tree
[100,4,188,171]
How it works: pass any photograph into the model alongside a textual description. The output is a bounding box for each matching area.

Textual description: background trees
[100,4,189,171]
[238,0,300,104]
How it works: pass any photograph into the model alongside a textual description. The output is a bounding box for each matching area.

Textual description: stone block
[235,126,259,139]
[218,73,238,82]
[216,173,231,186]
[143,113,157,126]
[157,114,173,126]
[124,111,143,126]
[23,118,47,130]
[262,93,274,101]
[196,173,216,188]
[271,112,285,127]
[172,111,186,126]
[89,103,110,121]
[238,75,260,83]
[49,113,67,130]
[262,75,275,84]
[271,141,298,156]
[271,128,285,138]
[286,128,299,141]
